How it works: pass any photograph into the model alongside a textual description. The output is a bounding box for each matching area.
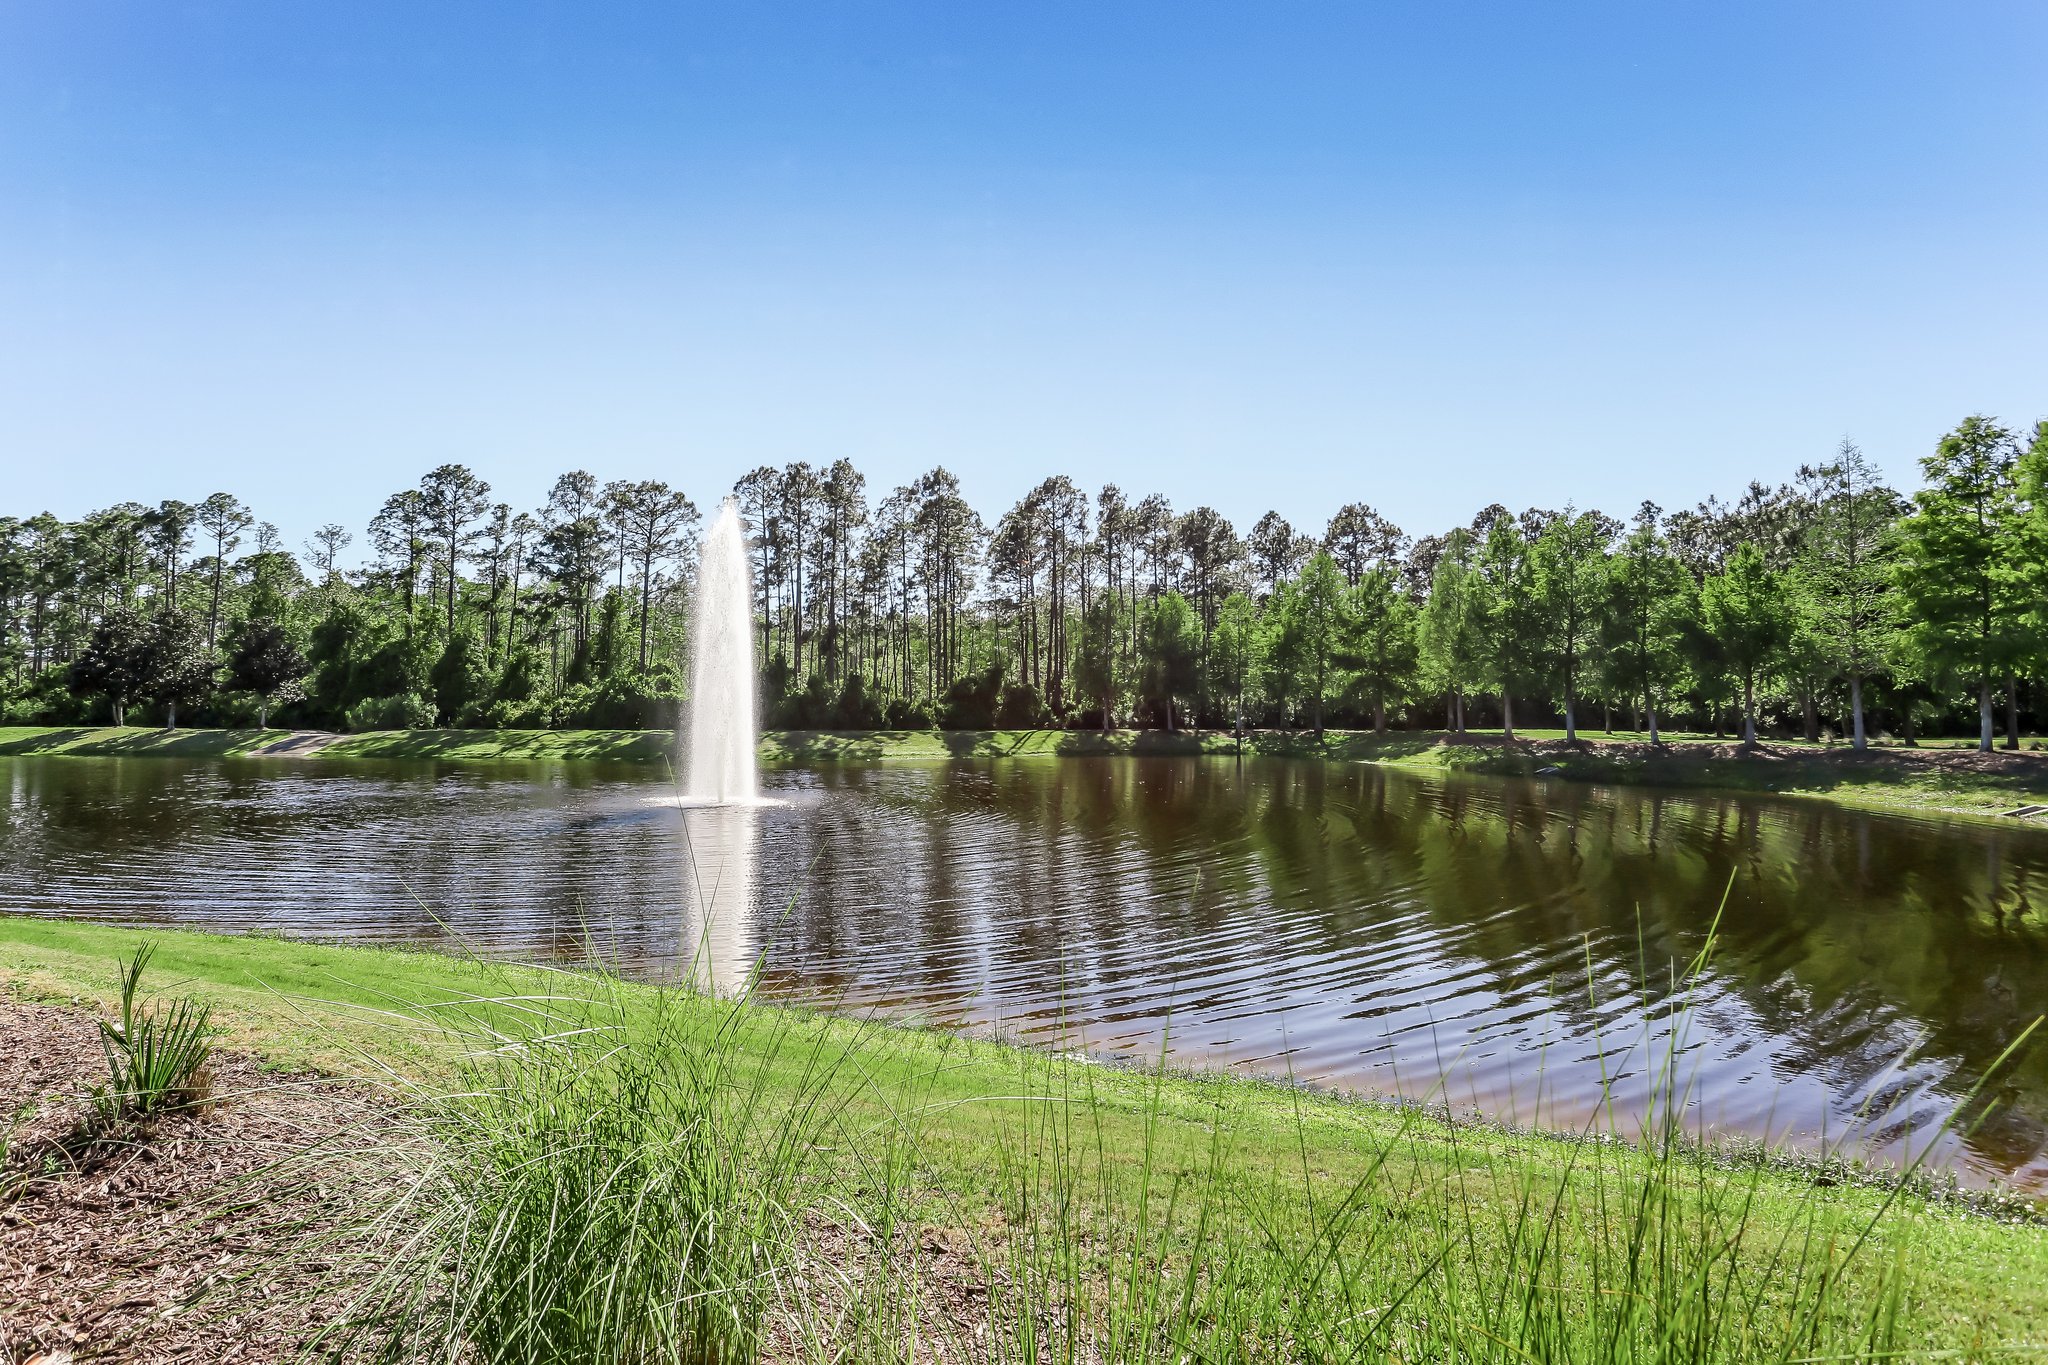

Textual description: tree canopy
[8,414,2048,745]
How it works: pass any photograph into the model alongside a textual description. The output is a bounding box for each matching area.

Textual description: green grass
[323,726,680,762]
[5,916,2044,1358]
[0,724,298,758]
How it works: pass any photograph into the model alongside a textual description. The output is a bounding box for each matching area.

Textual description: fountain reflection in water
[679,803,756,995]
[679,498,762,993]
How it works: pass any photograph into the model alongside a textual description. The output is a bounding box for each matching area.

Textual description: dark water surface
[3,753,2044,1189]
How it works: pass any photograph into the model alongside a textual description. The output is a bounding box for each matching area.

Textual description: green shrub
[996,680,1049,728]
[832,673,886,729]
[3,669,91,724]
[938,664,1003,729]
[472,696,548,729]
[558,672,683,729]
[343,690,436,732]
[431,631,492,722]
[884,695,936,729]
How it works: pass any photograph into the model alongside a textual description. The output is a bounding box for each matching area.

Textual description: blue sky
[3,2,2044,560]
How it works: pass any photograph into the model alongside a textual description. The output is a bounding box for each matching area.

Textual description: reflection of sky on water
[2,753,2043,1190]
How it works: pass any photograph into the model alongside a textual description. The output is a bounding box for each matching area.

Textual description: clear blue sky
[3,2,2043,561]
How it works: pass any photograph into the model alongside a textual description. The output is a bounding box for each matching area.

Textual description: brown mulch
[0,999,1070,1364]
[0,1001,399,1365]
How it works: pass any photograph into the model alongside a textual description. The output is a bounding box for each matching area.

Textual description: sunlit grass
[310,956,2036,1361]
[5,916,2044,1358]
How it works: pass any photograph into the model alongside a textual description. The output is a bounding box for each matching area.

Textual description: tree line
[2,414,2044,750]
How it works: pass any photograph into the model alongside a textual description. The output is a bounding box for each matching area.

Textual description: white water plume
[683,498,758,805]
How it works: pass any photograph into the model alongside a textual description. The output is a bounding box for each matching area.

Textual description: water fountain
[684,498,758,805]
[679,498,760,994]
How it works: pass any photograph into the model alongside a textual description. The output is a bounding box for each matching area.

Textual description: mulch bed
[0,1001,396,1364]
[0,998,1078,1363]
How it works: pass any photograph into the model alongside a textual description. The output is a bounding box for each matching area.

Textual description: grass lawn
[0,724,300,758]
[4,915,2044,1357]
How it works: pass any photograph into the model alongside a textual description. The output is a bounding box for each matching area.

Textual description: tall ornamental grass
[332,971,862,1365]
[316,929,2036,1364]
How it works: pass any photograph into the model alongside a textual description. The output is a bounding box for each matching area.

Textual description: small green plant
[90,942,214,1128]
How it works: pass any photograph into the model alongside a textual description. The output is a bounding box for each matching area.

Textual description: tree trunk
[1312,689,1323,741]
[1563,687,1576,743]
[1849,675,1866,751]
[1501,691,1514,741]
[1647,701,1659,745]
[1741,673,1756,747]
[1373,697,1385,733]
[114,700,125,727]
[167,701,179,731]
[208,562,224,650]
[1979,678,1995,753]
[1802,682,1818,743]
[639,556,654,672]
[1902,703,1917,747]
[2006,672,2020,750]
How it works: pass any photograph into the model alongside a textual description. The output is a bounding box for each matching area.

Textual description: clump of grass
[925,1045,1920,1362]
[335,969,864,1365]
[87,941,214,1131]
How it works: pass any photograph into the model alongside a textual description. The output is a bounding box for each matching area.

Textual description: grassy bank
[0,723,302,759]
[8,722,2048,822]
[1371,732,2048,821]
[4,916,2044,1357]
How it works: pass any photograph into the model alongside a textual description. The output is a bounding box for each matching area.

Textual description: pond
[3,752,2043,1190]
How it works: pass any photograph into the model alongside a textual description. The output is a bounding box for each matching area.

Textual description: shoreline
[8,722,2048,825]
[4,915,2044,1352]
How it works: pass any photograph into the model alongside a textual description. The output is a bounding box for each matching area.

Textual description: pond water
[3,753,2043,1189]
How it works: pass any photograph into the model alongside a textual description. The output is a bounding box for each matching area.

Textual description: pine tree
[1802,441,1904,749]
[1895,416,2026,752]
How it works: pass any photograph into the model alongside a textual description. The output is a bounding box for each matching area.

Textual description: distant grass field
[7,722,2048,823]
[5,915,2044,1356]
[0,724,300,758]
